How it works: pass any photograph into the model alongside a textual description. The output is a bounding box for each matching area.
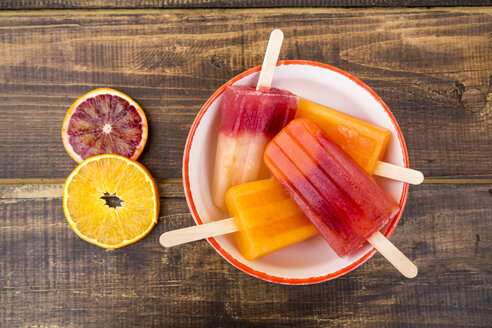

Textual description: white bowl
[183,60,409,284]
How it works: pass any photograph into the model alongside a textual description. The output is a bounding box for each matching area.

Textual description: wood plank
[0,8,491,180]
[2,176,492,192]
[0,184,491,327]
[1,1,491,10]
[0,182,183,199]
[0,180,184,199]
[2,176,492,206]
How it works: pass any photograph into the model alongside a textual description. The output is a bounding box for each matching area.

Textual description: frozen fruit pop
[160,178,318,261]
[264,118,400,257]
[296,98,391,175]
[225,178,317,260]
[296,99,423,184]
[212,29,296,210]
[212,85,298,210]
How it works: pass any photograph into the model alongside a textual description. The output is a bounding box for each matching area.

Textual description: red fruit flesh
[67,94,145,161]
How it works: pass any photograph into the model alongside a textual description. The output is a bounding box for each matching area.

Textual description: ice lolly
[160,178,318,261]
[212,86,298,210]
[264,118,400,257]
[296,98,391,175]
[296,99,423,184]
[212,29,296,210]
[225,178,318,260]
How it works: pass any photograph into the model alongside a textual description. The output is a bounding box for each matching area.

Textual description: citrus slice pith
[62,88,148,163]
[63,154,159,249]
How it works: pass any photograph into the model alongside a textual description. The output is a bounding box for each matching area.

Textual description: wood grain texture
[0,180,184,199]
[0,184,490,327]
[1,0,492,10]
[0,8,490,180]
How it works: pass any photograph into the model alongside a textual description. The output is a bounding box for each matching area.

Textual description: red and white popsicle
[212,30,298,210]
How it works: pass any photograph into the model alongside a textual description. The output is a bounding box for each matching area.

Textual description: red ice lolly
[212,85,298,210]
[264,118,400,257]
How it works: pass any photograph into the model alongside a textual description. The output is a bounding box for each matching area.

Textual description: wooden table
[1,1,491,327]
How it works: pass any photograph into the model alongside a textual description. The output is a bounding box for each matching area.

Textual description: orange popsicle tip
[296,98,391,175]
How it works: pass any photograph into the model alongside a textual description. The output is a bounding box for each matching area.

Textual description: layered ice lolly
[264,118,400,257]
[212,85,298,210]
[161,178,318,261]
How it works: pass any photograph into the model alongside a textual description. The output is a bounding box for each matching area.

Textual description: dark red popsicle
[264,118,399,257]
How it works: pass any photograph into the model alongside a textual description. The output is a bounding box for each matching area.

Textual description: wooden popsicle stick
[367,231,418,278]
[374,161,424,185]
[159,218,239,247]
[161,220,418,278]
[256,29,284,91]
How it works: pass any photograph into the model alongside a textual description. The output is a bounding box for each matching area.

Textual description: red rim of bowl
[182,60,409,285]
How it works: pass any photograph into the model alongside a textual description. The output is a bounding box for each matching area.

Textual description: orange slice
[62,88,148,163]
[63,154,159,248]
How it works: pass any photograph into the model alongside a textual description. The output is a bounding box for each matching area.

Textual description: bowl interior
[184,61,407,284]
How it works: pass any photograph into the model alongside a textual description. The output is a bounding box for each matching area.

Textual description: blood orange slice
[62,88,148,163]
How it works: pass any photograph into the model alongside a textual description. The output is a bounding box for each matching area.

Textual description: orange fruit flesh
[225,178,318,261]
[63,154,159,248]
[296,98,391,175]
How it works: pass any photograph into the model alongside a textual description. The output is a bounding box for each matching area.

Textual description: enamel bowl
[183,60,409,284]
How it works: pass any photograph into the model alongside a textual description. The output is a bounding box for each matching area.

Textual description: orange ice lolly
[264,118,399,257]
[296,98,391,175]
[225,178,318,261]
[160,177,317,261]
